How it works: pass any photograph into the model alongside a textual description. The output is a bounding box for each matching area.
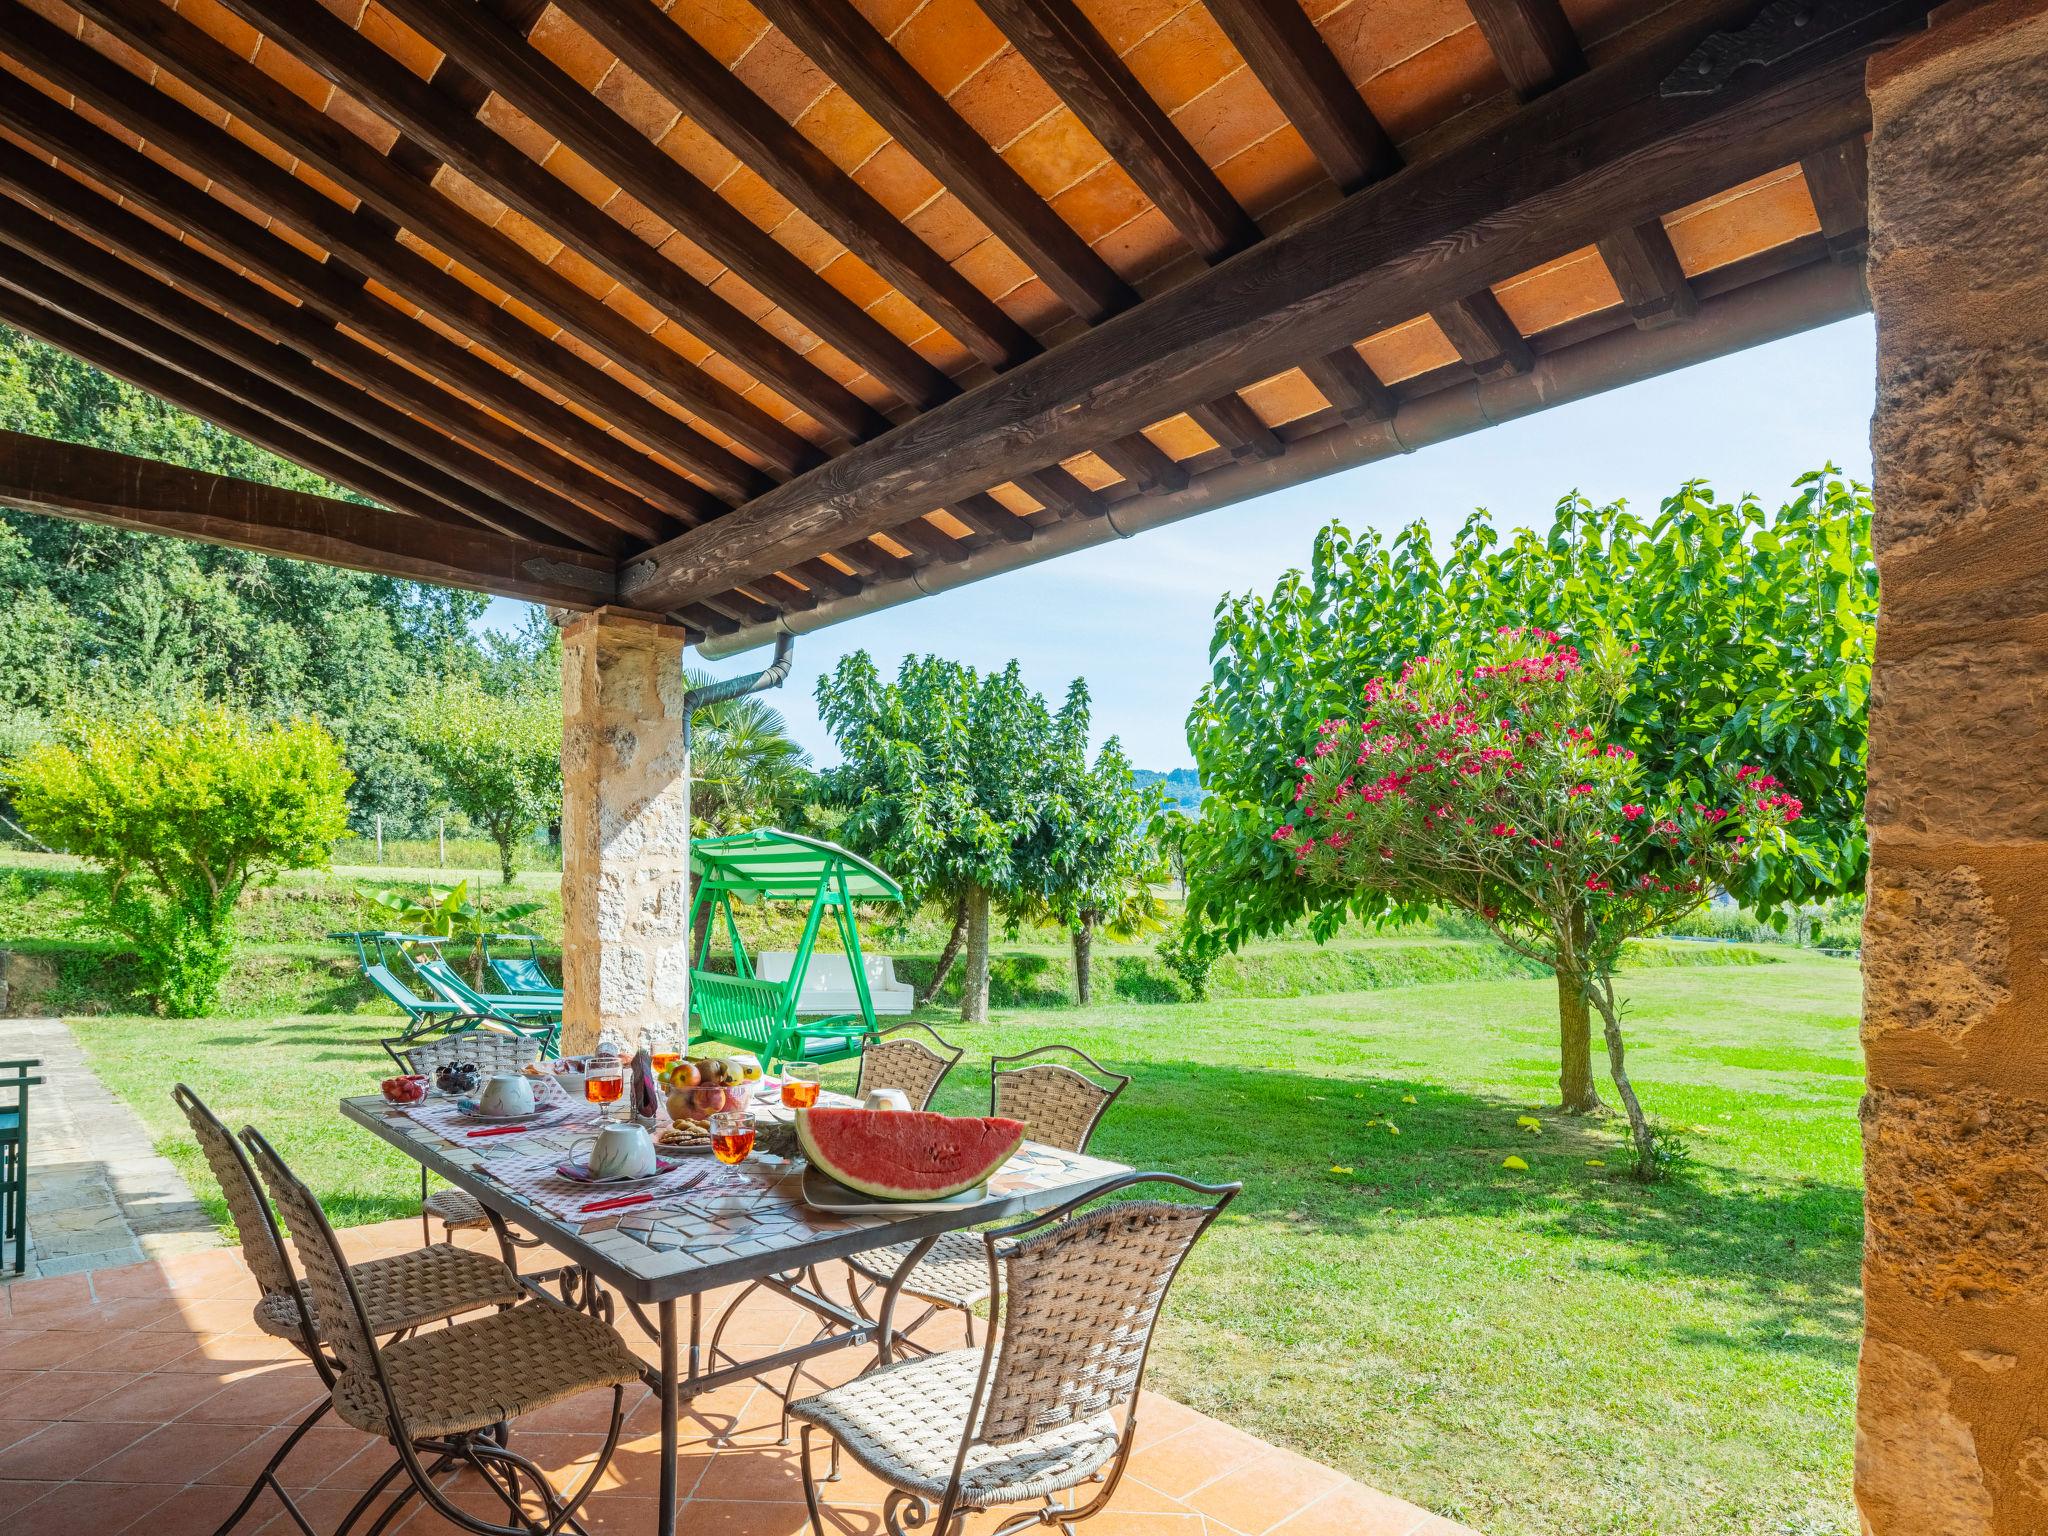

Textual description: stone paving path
[1,1018,221,1281]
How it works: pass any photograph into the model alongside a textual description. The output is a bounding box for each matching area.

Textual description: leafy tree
[1283,629,1802,1177]
[1187,473,1872,1112]
[6,705,351,1014]
[1020,683,1166,1003]
[816,653,1057,1022]
[406,675,561,885]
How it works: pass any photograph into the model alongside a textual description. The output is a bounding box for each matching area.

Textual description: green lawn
[73,952,1863,1536]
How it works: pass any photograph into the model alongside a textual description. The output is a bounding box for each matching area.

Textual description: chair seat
[422,1188,490,1230]
[790,1033,856,1059]
[789,1350,1120,1508]
[255,1244,520,1342]
[332,1299,643,1439]
[845,1231,993,1311]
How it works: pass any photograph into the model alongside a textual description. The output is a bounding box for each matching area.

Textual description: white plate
[800,1164,987,1213]
[455,1097,556,1123]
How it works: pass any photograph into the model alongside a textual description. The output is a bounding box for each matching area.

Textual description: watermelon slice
[796,1108,1025,1201]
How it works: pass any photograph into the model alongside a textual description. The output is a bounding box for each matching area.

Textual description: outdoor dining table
[339,1086,1130,1536]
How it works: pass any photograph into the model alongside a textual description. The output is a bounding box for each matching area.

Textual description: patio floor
[0,1217,1473,1536]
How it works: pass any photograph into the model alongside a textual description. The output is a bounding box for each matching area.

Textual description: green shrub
[6,707,351,1015]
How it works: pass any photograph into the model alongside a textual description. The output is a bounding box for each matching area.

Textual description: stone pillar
[1859,5,2048,1531]
[559,607,692,1056]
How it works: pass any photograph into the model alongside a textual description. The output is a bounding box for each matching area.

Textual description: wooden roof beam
[947,493,1035,544]
[1597,221,1700,329]
[1302,348,1398,423]
[0,429,618,609]
[1467,0,1587,100]
[1802,137,1871,261]
[64,0,812,487]
[0,274,515,540]
[1431,291,1537,380]
[617,0,1915,611]
[0,99,636,549]
[0,180,618,552]
[1202,0,1398,190]
[543,0,1035,375]
[379,0,969,405]
[213,0,890,443]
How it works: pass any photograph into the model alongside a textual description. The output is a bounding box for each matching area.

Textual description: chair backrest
[490,956,558,995]
[972,1174,1238,1449]
[411,955,491,1009]
[991,1045,1131,1154]
[170,1085,298,1303]
[397,1027,541,1077]
[242,1126,389,1402]
[856,1023,962,1111]
[364,963,448,1019]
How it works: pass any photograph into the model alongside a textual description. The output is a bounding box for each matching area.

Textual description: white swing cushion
[757,952,915,1017]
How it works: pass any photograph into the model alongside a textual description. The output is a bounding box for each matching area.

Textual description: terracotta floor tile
[80,1420,268,1484]
[672,1498,820,1535]
[68,1370,229,1424]
[110,1480,247,1536]
[0,1418,154,1481]
[90,1265,176,1302]
[317,1438,409,1492]
[0,1332,87,1372]
[0,1478,176,1536]
[0,1420,48,1456]
[145,1299,256,1335]
[1124,1420,1267,1501]
[1264,1482,1439,1536]
[64,1330,203,1374]
[153,1335,281,1374]
[1187,1447,1350,1536]
[246,1482,381,1535]
[177,1366,324,1427]
[0,1483,58,1518]
[7,1369,135,1419]
[206,1420,368,1492]
[0,1276,91,1319]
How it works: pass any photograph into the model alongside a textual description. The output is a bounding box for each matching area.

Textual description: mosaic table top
[339,1092,1129,1303]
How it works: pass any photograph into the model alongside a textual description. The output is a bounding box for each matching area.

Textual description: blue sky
[493,313,1876,769]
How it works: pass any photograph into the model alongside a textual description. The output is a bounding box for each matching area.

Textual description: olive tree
[8,706,351,1014]
[1186,472,1872,1113]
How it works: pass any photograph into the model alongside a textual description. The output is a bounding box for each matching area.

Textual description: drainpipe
[696,258,1868,659]
[682,630,794,747]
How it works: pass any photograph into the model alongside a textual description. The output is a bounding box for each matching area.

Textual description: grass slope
[75,954,1862,1536]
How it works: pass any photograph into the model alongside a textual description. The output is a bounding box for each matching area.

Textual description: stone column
[558,607,692,1056]
[1859,5,2048,1531]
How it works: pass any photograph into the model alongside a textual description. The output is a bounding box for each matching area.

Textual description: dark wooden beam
[1597,221,1700,329]
[757,571,820,612]
[1801,137,1871,261]
[0,120,633,551]
[1431,291,1537,379]
[885,515,975,565]
[64,0,812,485]
[976,0,1259,261]
[0,189,627,553]
[544,0,1034,375]
[380,0,972,403]
[0,430,617,608]
[947,493,1035,544]
[1093,435,1189,494]
[212,0,889,443]
[1302,348,1398,423]
[1202,0,1397,191]
[794,559,865,599]
[1018,466,1107,520]
[618,0,1918,611]
[751,0,1133,325]
[0,275,514,540]
[1189,395,1284,461]
[0,19,687,543]
[1467,0,1587,99]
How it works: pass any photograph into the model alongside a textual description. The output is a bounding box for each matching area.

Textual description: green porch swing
[688,829,904,1069]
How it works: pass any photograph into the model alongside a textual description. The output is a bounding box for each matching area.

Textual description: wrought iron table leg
[658,1297,679,1536]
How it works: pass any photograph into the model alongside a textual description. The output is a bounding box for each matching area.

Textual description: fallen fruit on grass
[1502,1155,1529,1171]
[1516,1114,1543,1132]
[1400,1094,1417,1104]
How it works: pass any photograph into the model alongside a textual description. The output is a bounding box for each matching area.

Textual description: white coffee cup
[576,1123,657,1181]
[864,1088,912,1113]
[477,1073,535,1118]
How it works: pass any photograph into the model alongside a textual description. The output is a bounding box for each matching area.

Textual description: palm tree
[685,669,813,835]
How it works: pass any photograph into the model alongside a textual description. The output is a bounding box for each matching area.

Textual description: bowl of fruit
[661,1052,759,1123]
[380,1073,428,1105]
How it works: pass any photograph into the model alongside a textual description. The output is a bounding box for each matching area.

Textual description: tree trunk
[1072,916,1094,1005]
[919,893,970,1007]
[1590,976,1658,1179]
[960,884,991,1024]
[495,831,517,886]
[1555,963,1603,1114]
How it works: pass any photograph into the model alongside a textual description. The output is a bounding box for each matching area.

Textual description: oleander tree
[1186,472,1871,1113]
[1279,628,1803,1178]
[7,705,351,1015]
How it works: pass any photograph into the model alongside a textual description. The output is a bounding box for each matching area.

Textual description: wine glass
[709,1110,755,1165]
[584,1053,626,1118]
[780,1064,821,1110]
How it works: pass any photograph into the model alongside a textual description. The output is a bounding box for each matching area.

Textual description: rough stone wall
[1859,5,2048,1532]
[558,608,692,1057]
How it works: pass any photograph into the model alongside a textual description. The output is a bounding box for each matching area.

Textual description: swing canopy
[688,830,904,1068]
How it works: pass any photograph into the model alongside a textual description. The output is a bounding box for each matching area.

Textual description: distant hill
[1133,767,1205,810]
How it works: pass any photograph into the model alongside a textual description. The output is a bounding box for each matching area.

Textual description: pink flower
[1622,804,1646,821]
[1491,823,1517,838]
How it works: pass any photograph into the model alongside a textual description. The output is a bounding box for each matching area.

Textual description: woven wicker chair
[843,1045,1131,1348]
[242,1125,644,1536]
[385,1029,542,1248]
[792,1173,1238,1536]
[172,1085,523,1536]
[855,1022,964,1112]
